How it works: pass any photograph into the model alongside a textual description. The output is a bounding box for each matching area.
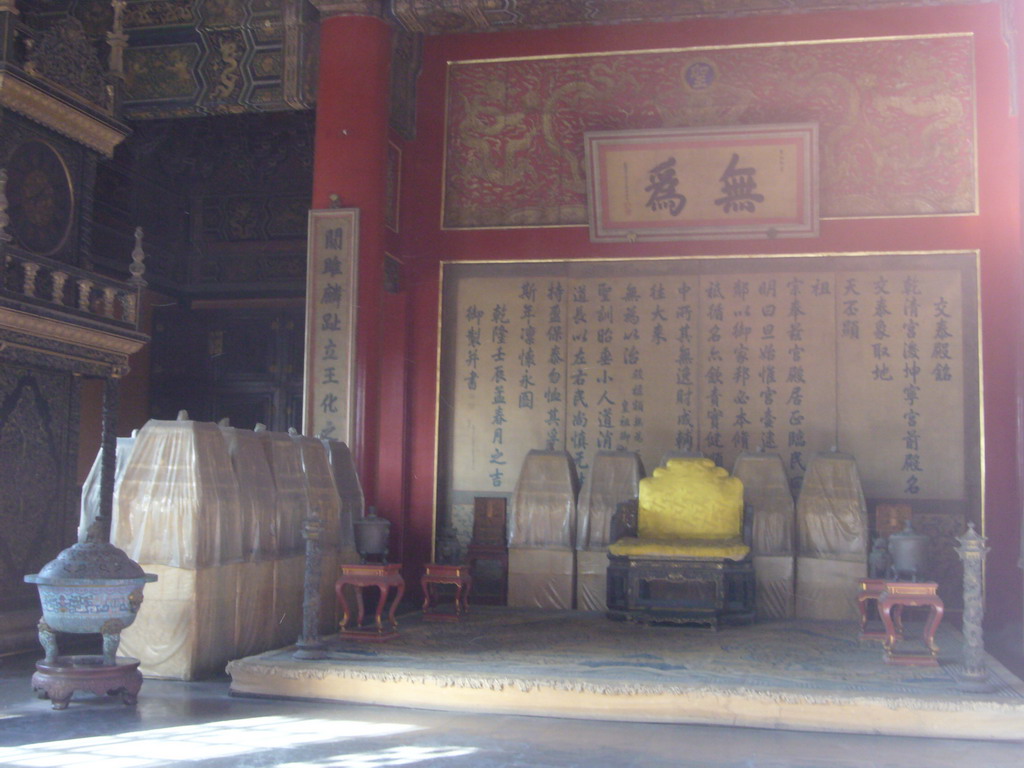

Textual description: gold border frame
[302,207,360,444]
[584,123,819,241]
[5,138,76,257]
[430,249,985,549]
[0,71,128,157]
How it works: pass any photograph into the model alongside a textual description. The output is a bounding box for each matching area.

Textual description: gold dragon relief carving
[449,59,761,226]
[453,82,537,191]
[446,57,766,228]
[445,36,976,228]
[208,31,245,102]
[658,60,757,129]
[124,1,196,29]
[124,46,200,101]
[448,63,642,225]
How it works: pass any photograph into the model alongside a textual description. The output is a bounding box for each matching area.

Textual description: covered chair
[732,449,796,619]
[575,450,644,611]
[795,449,868,621]
[507,449,579,609]
[606,457,755,628]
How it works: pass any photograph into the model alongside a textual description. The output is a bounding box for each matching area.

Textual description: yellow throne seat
[609,457,750,559]
[606,458,756,627]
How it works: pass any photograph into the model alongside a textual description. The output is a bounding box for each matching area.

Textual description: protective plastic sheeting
[120,563,240,680]
[321,438,361,554]
[575,549,611,611]
[272,555,305,648]
[796,450,868,560]
[507,450,578,548]
[752,554,795,620]
[220,425,281,658]
[733,450,796,619]
[220,425,278,559]
[733,450,795,556]
[114,419,243,568]
[796,556,865,621]
[292,434,342,548]
[576,451,644,550]
[795,450,868,621]
[108,419,371,676]
[233,559,276,658]
[255,428,308,556]
[508,548,575,609]
[573,451,642,612]
[319,549,339,635]
[79,435,135,541]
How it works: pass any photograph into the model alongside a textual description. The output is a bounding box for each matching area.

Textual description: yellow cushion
[608,536,750,561]
[638,457,744,540]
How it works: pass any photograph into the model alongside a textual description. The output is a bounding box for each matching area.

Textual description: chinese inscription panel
[585,124,818,241]
[440,254,978,514]
[304,209,359,444]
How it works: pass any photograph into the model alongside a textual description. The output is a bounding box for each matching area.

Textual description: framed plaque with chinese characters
[303,208,359,444]
[584,124,818,242]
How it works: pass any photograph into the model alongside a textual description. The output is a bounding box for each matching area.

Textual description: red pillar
[312,13,392,501]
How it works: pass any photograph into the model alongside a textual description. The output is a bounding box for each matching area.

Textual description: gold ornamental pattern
[444,35,976,228]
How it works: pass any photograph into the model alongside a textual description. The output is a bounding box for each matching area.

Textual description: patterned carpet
[244,607,1024,702]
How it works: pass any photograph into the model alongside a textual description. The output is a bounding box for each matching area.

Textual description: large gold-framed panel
[435,252,982,599]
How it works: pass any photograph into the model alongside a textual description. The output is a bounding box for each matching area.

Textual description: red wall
[313,14,393,500]
[332,4,1021,653]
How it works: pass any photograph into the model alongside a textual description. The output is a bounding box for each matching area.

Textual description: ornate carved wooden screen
[0,365,80,614]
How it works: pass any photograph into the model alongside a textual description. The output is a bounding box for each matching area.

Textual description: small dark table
[32,655,142,710]
[421,564,472,621]
[466,497,508,605]
[336,563,405,640]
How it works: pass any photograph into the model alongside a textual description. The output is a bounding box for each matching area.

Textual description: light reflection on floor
[277,746,479,768]
[0,716,447,768]
[1,650,1022,767]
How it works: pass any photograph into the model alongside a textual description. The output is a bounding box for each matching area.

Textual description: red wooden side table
[335,563,405,640]
[421,564,472,621]
[878,581,944,666]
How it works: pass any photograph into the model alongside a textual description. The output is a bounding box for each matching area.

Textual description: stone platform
[227,607,1024,741]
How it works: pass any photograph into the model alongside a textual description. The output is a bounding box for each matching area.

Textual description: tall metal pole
[955,523,993,692]
[294,509,326,659]
[95,374,121,542]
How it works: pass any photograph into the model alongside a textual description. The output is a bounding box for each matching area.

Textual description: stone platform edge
[226,652,1024,742]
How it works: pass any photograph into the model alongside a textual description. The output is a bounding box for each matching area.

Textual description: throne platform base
[226,607,1024,742]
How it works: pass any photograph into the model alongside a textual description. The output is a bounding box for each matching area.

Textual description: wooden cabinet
[466,497,509,606]
[150,306,304,432]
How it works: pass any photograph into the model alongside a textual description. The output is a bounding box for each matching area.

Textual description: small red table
[335,563,405,640]
[878,581,944,666]
[421,564,472,621]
